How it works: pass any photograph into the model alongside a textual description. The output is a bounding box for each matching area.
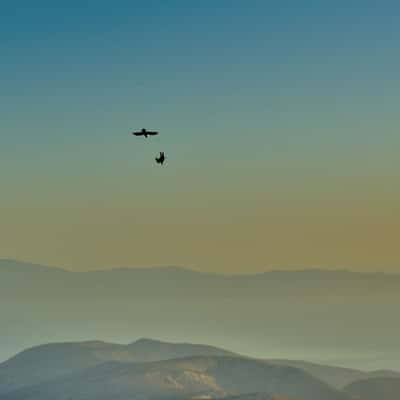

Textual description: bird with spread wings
[132,128,158,138]
[131,128,166,165]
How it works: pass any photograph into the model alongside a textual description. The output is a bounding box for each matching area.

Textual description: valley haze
[1,260,399,371]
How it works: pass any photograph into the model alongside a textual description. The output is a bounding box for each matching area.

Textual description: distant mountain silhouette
[2,259,400,298]
[0,259,65,274]
[2,260,400,372]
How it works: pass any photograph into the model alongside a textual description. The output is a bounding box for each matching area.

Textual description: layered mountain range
[1,260,400,371]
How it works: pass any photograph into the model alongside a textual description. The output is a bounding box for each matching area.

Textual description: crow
[155,151,166,165]
[132,128,158,138]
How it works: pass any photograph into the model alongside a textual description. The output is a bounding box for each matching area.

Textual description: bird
[155,151,166,165]
[132,128,158,138]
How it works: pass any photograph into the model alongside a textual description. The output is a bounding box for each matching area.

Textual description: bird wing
[147,131,159,135]
[133,131,143,136]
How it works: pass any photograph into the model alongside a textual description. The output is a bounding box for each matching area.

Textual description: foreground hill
[0,356,351,400]
[2,337,399,399]
[344,377,400,400]
[0,339,235,394]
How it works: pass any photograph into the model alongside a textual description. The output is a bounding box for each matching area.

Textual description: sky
[1,0,399,273]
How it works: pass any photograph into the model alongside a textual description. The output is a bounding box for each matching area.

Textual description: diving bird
[132,128,158,138]
[155,151,166,165]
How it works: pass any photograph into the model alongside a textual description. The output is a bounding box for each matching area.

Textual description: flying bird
[132,128,158,138]
[155,151,166,165]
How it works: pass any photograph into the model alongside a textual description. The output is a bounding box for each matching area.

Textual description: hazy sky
[1,1,399,272]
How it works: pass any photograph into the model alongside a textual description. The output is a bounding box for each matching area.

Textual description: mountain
[0,356,352,400]
[344,377,400,400]
[2,259,400,371]
[2,337,399,394]
[268,359,400,389]
[4,337,400,400]
[125,338,237,362]
[0,338,235,395]
[2,259,400,298]
[221,394,294,400]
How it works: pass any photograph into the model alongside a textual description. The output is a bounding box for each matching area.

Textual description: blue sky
[1,1,399,271]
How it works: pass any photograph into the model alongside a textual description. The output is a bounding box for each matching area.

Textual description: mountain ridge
[1,259,400,277]
[344,376,400,400]
[2,259,400,373]
[0,353,352,400]
[1,337,399,398]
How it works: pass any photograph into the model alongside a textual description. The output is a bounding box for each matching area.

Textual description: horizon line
[0,258,399,277]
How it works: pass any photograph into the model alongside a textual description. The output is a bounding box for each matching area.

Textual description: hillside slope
[344,377,400,400]
[1,357,351,400]
[0,339,235,394]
